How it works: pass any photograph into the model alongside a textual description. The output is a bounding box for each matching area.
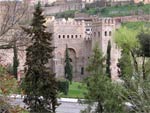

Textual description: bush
[0,65,25,113]
[55,10,76,19]
[137,2,144,7]
[6,64,14,75]
[58,79,69,95]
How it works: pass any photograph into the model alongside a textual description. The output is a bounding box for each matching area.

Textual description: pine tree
[64,44,73,84]
[106,40,111,78]
[21,2,58,113]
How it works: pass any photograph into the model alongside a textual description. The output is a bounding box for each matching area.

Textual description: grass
[61,82,86,98]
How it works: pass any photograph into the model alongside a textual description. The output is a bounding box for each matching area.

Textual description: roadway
[9,98,88,113]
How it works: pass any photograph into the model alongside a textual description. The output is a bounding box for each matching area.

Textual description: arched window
[67,35,69,38]
[109,31,111,36]
[98,32,100,37]
[81,67,84,75]
[105,31,107,36]
[94,32,96,37]
[58,35,61,38]
[63,35,65,38]
[75,35,78,38]
[71,35,73,38]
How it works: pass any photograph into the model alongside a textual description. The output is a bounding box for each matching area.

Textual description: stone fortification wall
[44,2,85,15]
[106,1,133,6]
[46,16,121,80]
[47,18,90,80]
[114,15,150,23]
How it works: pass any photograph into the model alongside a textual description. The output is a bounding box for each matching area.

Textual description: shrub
[58,79,69,95]
[6,64,14,75]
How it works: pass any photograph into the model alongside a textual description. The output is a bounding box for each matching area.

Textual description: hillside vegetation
[122,21,150,30]
[55,4,150,18]
[82,4,150,17]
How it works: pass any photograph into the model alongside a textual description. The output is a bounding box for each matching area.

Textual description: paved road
[9,98,88,113]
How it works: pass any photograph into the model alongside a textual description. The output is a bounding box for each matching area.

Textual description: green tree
[13,40,19,79]
[0,65,26,113]
[114,26,150,113]
[21,2,58,113]
[114,27,139,74]
[120,74,150,113]
[64,45,73,84]
[86,44,105,75]
[106,40,111,78]
[137,28,150,79]
[118,49,133,80]
[82,44,124,113]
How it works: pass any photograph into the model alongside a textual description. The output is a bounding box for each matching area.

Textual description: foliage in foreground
[81,44,124,113]
[0,65,27,113]
[58,78,69,95]
[21,2,58,113]
[82,26,150,112]
[114,26,150,113]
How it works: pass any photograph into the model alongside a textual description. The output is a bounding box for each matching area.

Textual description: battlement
[92,17,115,25]
[53,18,85,26]
[102,18,115,24]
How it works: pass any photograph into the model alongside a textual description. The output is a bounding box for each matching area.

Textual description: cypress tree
[21,2,58,113]
[13,40,19,79]
[106,40,111,78]
[118,49,133,80]
[64,44,73,84]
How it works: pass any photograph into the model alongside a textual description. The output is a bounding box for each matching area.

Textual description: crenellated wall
[45,16,121,80]
[46,17,89,80]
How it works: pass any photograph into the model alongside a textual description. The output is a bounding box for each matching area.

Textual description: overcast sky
[0,0,22,1]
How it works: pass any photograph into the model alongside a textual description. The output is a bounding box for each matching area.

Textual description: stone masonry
[46,16,120,80]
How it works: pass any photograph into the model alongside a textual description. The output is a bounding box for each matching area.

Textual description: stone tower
[46,16,120,80]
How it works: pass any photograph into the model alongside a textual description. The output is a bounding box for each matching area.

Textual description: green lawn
[61,82,86,98]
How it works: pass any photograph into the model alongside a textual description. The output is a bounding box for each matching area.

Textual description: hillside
[55,4,150,18]
[82,4,150,17]
[122,22,150,30]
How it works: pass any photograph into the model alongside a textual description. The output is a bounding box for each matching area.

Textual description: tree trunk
[96,101,103,113]
[142,56,146,80]
[130,50,138,74]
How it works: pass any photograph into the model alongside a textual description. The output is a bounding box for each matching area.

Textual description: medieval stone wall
[114,15,150,23]
[47,18,90,80]
[44,2,84,15]
[46,16,121,80]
